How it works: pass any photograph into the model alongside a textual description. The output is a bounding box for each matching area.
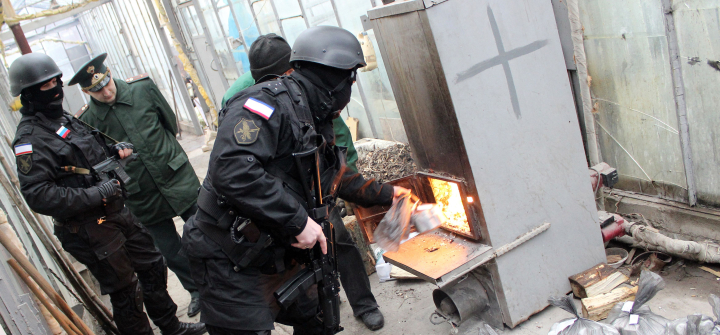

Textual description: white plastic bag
[606,271,669,335]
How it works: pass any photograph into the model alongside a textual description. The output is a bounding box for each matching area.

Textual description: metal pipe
[661,0,697,206]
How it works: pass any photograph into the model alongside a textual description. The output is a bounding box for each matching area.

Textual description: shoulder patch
[243,97,275,120]
[75,104,89,118]
[234,118,261,145]
[15,143,32,175]
[14,143,32,156]
[126,73,150,84]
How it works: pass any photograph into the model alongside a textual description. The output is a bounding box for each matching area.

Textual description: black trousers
[144,203,198,294]
[55,208,180,335]
[330,209,379,317]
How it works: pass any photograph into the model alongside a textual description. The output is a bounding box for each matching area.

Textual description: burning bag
[663,295,720,335]
[606,271,670,335]
[548,295,620,335]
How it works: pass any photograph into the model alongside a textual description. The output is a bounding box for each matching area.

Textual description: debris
[608,255,624,264]
[708,60,720,72]
[626,248,637,265]
[356,142,418,183]
[425,246,439,252]
[582,286,638,321]
[688,57,701,65]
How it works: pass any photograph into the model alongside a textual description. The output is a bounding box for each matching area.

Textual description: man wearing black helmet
[182,26,406,334]
[8,53,206,335]
[222,33,385,331]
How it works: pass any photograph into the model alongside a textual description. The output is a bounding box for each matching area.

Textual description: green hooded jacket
[78,77,200,225]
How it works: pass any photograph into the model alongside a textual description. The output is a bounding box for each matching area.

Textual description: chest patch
[243,97,275,120]
[234,118,260,145]
[16,154,32,175]
[56,126,71,138]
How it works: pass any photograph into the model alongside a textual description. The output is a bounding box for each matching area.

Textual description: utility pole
[2,0,32,54]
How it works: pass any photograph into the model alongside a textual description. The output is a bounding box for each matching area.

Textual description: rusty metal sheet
[382,230,492,282]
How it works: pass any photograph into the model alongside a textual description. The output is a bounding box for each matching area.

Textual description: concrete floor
[162,133,720,335]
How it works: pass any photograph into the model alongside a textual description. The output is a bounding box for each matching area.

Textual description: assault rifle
[274,139,343,335]
[92,153,138,186]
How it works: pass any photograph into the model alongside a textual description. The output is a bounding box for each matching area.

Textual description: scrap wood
[390,266,420,280]
[581,285,638,321]
[569,263,617,298]
[585,272,629,298]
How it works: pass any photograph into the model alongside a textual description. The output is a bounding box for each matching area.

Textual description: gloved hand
[97,179,122,203]
[112,142,134,158]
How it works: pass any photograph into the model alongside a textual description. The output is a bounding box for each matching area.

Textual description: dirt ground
[161,134,720,335]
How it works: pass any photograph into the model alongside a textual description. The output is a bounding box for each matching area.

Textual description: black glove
[112,142,134,157]
[97,179,122,202]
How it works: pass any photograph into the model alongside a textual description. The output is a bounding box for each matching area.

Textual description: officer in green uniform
[69,53,202,317]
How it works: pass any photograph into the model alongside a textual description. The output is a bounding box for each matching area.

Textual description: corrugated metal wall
[78,1,195,126]
[580,0,720,206]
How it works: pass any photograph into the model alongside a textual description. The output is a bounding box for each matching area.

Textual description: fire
[429,178,470,234]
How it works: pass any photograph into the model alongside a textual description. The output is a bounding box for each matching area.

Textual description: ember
[429,178,471,235]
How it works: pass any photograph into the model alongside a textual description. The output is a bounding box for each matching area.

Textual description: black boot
[162,322,207,335]
[360,308,384,331]
[187,292,201,317]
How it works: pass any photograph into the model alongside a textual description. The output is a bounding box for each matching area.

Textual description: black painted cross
[455,6,548,119]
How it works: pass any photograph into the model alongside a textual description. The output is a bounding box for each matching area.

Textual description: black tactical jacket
[12,112,114,222]
[185,74,393,255]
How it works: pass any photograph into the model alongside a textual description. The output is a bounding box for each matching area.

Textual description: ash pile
[355,139,417,183]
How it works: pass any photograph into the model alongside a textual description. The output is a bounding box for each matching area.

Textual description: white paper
[629,314,640,325]
[622,301,635,313]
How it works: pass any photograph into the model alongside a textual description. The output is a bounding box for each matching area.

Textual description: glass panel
[217,6,246,74]
[253,0,282,35]
[280,17,307,46]
[230,0,260,72]
[674,0,720,205]
[198,0,239,82]
[273,0,302,19]
[580,0,687,201]
[181,7,200,36]
[299,0,337,27]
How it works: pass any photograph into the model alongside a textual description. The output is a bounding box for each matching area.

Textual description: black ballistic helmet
[8,53,62,97]
[290,26,366,70]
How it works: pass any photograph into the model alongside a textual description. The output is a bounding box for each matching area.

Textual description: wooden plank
[568,263,617,298]
[581,286,638,321]
[700,266,720,278]
[585,272,629,297]
[390,266,420,280]
[343,216,375,275]
[345,117,359,142]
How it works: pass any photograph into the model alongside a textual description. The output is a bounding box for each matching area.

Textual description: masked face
[329,72,354,112]
[27,77,64,105]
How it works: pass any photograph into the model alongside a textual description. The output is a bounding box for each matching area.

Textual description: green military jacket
[78,76,200,225]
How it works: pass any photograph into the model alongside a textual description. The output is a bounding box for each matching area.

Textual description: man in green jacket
[70,53,203,317]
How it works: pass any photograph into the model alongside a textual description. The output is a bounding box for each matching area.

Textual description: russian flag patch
[14,143,32,156]
[243,98,275,120]
[56,126,70,138]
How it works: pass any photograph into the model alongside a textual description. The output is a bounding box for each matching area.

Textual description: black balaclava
[19,76,65,119]
[293,62,354,118]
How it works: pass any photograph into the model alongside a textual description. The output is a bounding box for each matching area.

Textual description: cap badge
[87,65,95,74]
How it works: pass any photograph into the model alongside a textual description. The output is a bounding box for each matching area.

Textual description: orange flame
[429,178,470,234]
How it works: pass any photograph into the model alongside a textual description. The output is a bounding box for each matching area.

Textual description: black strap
[194,219,249,270]
[196,186,236,230]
